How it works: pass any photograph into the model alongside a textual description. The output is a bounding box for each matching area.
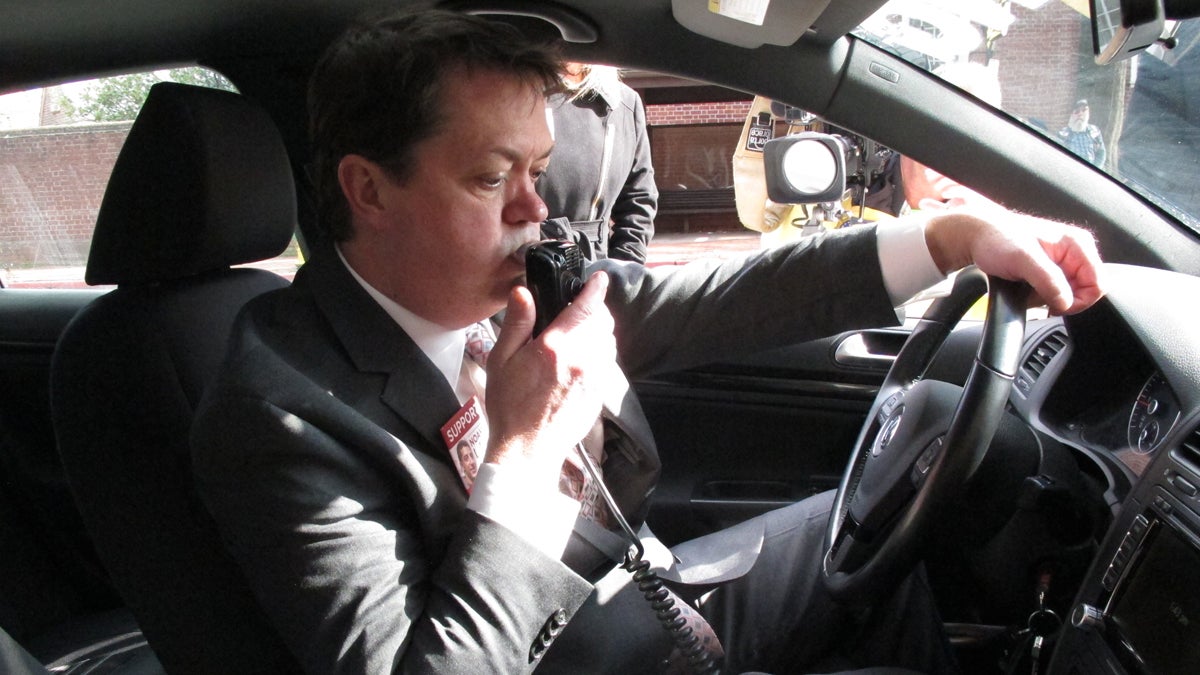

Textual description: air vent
[1179,426,1200,468]
[1020,329,1069,385]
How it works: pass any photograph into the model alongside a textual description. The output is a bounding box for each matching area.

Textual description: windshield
[854,0,1200,235]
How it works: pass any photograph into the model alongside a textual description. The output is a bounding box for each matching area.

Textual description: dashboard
[1003,264,1200,675]
[1012,266,1199,492]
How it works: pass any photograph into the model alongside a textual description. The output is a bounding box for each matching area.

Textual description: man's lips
[511,240,544,266]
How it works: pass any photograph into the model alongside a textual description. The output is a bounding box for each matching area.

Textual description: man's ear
[337,154,393,230]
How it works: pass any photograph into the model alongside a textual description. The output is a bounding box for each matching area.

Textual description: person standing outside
[537,62,658,262]
[1057,99,1107,168]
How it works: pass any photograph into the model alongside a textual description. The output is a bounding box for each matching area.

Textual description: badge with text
[745,111,774,152]
[441,395,488,493]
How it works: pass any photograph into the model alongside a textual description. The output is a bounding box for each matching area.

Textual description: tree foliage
[57,68,237,122]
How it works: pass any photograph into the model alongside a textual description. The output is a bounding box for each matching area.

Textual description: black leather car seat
[50,82,300,674]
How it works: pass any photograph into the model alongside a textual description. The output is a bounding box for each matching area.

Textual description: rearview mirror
[763,133,850,204]
[1090,0,1164,64]
[1090,0,1200,64]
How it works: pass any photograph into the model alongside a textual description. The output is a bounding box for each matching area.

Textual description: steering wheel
[822,267,1028,602]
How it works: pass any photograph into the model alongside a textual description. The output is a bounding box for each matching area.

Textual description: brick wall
[646,100,750,126]
[1,122,131,269]
[997,3,1093,133]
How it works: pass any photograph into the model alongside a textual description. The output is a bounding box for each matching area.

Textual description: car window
[0,67,301,289]
[855,0,1200,237]
[640,91,761,268]
[631,71,1013,323]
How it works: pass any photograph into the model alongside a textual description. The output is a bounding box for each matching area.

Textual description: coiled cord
[574,442,723,675]
[623,549,722,675]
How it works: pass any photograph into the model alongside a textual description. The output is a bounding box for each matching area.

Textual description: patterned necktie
[460,322,493,406]
[461,321,608,527]
[464,321,494,368]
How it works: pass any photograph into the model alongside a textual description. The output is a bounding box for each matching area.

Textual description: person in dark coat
[537,63,658,262]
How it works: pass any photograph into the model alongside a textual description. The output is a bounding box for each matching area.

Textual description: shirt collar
[335,246,465,389]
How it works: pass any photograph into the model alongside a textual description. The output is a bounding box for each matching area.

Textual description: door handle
[833,330,906,368]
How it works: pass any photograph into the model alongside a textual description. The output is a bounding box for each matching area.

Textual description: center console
[1049,424,1200,674]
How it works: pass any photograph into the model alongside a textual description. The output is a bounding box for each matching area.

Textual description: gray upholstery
[51,82,299,674]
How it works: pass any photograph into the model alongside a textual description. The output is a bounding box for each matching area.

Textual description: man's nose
[504,177,548,226]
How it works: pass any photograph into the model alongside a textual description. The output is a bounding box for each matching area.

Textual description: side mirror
[763,133,850,204]
[1090,0,1200,65]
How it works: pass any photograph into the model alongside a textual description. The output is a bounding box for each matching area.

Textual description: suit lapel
[299,244,664,576]
[300,244,461,453]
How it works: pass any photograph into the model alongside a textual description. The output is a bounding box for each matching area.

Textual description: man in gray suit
[191,8,1105,675]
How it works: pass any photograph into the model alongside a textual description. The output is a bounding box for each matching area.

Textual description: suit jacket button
[550,609,567,628]
[528,609,569,662]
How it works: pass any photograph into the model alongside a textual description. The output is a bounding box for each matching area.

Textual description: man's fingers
[1039,226,1106,315]
[548,271,610,333]
[490,286,535,368]
[1021,256,1075,315]
[540,271,617,371]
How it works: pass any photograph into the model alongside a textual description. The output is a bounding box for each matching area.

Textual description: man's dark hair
[308,8,564,241]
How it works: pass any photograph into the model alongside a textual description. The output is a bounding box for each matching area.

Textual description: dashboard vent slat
[1180,426,1200,468]
[1020,330,1068,383]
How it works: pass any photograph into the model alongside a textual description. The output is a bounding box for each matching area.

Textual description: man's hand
[924,210,1105,316]
[482,271,616,479]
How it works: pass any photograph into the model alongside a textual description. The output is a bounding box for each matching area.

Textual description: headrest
[86,82,297,285]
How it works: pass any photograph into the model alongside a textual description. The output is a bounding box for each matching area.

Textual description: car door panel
[0,289,119,638]
[636,321,986,546]
[635,329,900,545]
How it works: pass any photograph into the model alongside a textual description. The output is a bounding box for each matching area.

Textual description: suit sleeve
[606,90,658,264]
[192,377,593,675]
[600,224,901,378]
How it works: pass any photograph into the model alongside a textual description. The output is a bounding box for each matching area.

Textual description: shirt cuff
[876,218,947,307]
[467,462,581,560]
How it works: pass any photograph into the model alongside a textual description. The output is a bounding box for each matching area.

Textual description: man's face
[1069,104,1090,128]
[459,444,477,475]
[365,67,552,328]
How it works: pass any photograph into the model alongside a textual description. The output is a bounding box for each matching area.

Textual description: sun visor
[670,0,831,48]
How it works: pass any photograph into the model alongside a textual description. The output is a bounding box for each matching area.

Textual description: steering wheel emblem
[871,411,902,457]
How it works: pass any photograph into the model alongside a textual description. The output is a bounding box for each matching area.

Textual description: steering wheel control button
[912,437,944,482]
[878,391,903,421]
[912,437,940,473]
[871,411,903,457]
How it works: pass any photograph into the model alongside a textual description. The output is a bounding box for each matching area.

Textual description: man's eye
[480,175,506,189]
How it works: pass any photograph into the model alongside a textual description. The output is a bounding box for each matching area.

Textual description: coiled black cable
[623,548,722,675]
[574,442,723,675]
